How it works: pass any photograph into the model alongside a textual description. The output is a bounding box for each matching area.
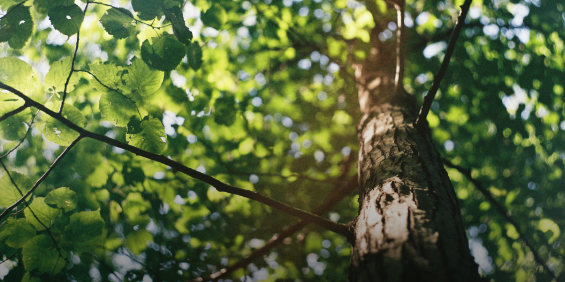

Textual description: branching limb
[192,176,358,282]
[0,161,70,264]
[443,159,561,282]
[0,103,28,123]
[0,137,82,222]
[416,0,473,127]
[0,82,352,237]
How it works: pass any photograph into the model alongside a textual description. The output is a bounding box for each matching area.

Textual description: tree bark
[348,4,482,282]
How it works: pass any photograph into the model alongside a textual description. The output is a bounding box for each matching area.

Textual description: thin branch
[0,103,28,123]
[193,176,358,282]
[415,0,473,127]
[0,161,70,264]
[0,250,19,265]
[59,2,89,113]
[0,137,82,222]
[0,109,38,160]
[0,82,351,237]
[443,159,561,282]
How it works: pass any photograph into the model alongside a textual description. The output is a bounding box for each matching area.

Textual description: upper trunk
[348,3,482,282]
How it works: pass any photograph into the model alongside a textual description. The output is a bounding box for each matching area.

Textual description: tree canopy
[0,0,564,281]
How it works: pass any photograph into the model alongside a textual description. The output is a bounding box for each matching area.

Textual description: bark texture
[348,3,482,282]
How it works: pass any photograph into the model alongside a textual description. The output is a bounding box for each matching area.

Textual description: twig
[415,0,473,127]
[192,176,358,282]
[0,137,82,222]
[0,161,70,264]
[59,2,89,113]
[0,250,19,265]
[443,159,561,282]
[0,82,351,237]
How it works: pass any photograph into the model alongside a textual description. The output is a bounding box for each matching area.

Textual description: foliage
[0,0,563,281]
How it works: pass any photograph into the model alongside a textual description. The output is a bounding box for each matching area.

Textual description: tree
[0,0,563,281]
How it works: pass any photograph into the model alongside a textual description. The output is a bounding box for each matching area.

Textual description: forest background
[0,0,564,281]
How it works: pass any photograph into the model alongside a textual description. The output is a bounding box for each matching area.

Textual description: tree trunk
[348,4,482,282]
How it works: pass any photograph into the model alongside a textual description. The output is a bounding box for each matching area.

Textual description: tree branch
[192,176,358,282]
[0,137,82,222]
[0,103,28,123]
[0,82,352,238]
[415,0,473,127]
[443,159,561,282]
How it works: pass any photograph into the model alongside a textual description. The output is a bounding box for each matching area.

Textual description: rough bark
[348,4,482,282]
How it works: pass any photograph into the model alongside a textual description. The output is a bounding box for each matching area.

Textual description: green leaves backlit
[44,56,80,94]
[124,58,164,97]
[201,4,227,30]
[126,116,166,154]
[100,91,138,127]
[0,171,32,207]
[163,5,192,45]
[141,35,185,72]
[42,103,86,146]
[100,7,136,39]
[0,4,34,49]
[48,4,84,36]
[45,187,77,212]
[22,235,67,275]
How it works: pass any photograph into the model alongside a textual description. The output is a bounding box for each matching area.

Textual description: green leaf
[0,57,43,101]
[163,5,192,45]
[539,218,560,243]
[88,62,124,91]
[0,171,32,208]
[0,4,34,49]
[201,4,227,30]
[48,4,84,36]
[126,116,166,154]
[99,91,138,127]
[186,41,203,71]
[214,96,237,126]
[131,0,162,21]
[64,210,104,242]
[44,187,77,212]
[33,0,74,14]
[0,218,36,248]
[141,35,185,72]
[24,197,62,231]
[22,234,67,275]
[0,0,17,10]
[21,272,41,282]
[124,57,164,96]
[44,56,80,94]
[125,229,153,255]
[100,7,136,39]
[42,103,86,146]
[0,107,29,141]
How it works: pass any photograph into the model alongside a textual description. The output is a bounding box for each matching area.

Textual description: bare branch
[193,176,358,282]
[443,159,561,282]
[0,137,82,222]
[0,82,352,237]
[416,0,473,127]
